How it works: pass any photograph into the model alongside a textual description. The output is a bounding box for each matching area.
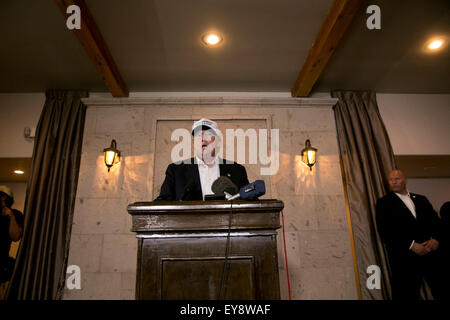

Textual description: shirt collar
[395,191,410,198]
[196,156,219,168]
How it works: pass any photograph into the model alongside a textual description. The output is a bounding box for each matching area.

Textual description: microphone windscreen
[240,180,265,200]
[212,176,239,196]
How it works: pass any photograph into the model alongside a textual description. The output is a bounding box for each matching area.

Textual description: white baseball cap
[0,185,13,199]
[191,118,219,136]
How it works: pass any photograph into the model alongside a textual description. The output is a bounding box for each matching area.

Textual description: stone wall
[63,95,358,300]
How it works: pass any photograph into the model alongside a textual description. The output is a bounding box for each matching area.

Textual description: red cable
[281,210,292,300]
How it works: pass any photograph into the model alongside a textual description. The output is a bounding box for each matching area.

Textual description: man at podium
[156,118,249,201]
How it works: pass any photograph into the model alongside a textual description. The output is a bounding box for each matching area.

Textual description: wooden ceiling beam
[291,0,364,97]
[54,0,129,97]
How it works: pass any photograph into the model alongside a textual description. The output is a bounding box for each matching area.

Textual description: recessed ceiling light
[202,33,223,46]
[14,170,24,175]
[423,36,447,53]
[428,40,443,50]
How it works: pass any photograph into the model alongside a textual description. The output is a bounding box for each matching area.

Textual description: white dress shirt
[196,156,220,200]
[394,191,416,249]
[394,192,416,218]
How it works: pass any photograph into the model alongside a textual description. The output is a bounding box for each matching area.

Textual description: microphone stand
[218,200,233,300]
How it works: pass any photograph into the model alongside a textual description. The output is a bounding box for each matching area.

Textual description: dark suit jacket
[376,192,443,265]
[156,158,249,201]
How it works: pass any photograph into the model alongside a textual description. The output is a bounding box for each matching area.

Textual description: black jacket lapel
[219,161,234,181]
[409,193,424,220]
[185,158,202,199]
[389,192,417,220]
[219,163,229,177]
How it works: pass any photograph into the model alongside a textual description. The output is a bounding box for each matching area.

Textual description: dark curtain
[331,90,395,300]
[6,90,87,299]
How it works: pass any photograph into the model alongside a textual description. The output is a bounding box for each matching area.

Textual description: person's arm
[420,196,442,252]
[4,207,23,242]
[375,197,415,253]
[375,198,392,244]
[424,197,443,243]
[155,165,176,201]
[422,239,439,252]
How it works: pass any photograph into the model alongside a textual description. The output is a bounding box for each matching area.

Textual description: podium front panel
[128,200,283,300]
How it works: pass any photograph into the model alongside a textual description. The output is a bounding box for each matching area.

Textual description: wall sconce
[301,139,317,171]
[104,139,121,172]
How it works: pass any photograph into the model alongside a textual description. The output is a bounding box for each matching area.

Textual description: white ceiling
[1,0,449,94]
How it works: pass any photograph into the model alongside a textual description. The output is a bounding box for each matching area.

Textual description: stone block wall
[63,95,358,300]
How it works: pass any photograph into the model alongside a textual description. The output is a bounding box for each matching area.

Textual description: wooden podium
[127,199,283,300]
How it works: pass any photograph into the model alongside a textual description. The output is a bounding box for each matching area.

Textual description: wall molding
[82,94,338,108]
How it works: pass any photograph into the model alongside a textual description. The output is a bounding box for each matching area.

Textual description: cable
[281,210,292,300]
[218,203,290,299]
[218,200,233,300]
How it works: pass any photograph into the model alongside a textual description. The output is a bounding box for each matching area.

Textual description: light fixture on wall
[301,139,317,171]
[104,139,121,172]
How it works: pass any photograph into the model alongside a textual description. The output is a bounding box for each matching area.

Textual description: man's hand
[411,242,430,256]
[422,239,439,252]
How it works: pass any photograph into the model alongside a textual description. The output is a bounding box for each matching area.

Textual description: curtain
[331,90,395,300]
[6,90,87,299]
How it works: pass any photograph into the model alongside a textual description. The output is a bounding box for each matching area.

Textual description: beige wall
[0,92,448,299]
[377,93,450,155]
[407,178,450,215]
[377,93,450,219]
[63,95,358,300]
[0,93,44,158]
[0,93,42,258]
[2,92,448,300]
[3,92,449,158]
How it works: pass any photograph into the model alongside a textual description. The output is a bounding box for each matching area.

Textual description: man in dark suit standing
[157,118,249,201]
[376,170,447,300]
[439,201,450,260]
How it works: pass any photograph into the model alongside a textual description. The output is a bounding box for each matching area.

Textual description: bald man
[376,170,447,300]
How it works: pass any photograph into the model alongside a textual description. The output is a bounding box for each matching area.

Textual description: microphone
[228,180,266,200]
[212,176,239,198]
